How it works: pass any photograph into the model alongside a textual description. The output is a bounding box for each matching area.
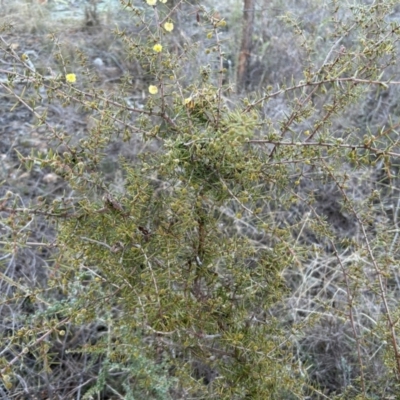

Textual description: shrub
[2,0,400,398]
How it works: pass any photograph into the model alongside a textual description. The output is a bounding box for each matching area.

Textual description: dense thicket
[1,0,400,398]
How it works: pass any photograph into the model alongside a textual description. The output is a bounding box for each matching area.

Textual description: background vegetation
[1,0,400,398]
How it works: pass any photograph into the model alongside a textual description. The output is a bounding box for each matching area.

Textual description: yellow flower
[217,20,227,28]
[164,21,174,32]
[149,85,158,94]
[65,73,76,83]
[159,0,167,2]
[146,0,157,5]
[153,43,163,53]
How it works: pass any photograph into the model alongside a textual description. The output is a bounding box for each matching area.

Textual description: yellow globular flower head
[65,73,76,83]
[153,43,163,53]
[149,85,158,94]
[146,0,157,5]
[217,20,227,28]
[164,21,174,32]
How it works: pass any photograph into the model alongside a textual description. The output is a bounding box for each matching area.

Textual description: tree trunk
[237,0,255,92]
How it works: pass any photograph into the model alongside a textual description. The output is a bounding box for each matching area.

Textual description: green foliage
[3,0,400,398]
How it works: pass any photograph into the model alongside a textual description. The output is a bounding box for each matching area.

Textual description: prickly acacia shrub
[2,0,400,398]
